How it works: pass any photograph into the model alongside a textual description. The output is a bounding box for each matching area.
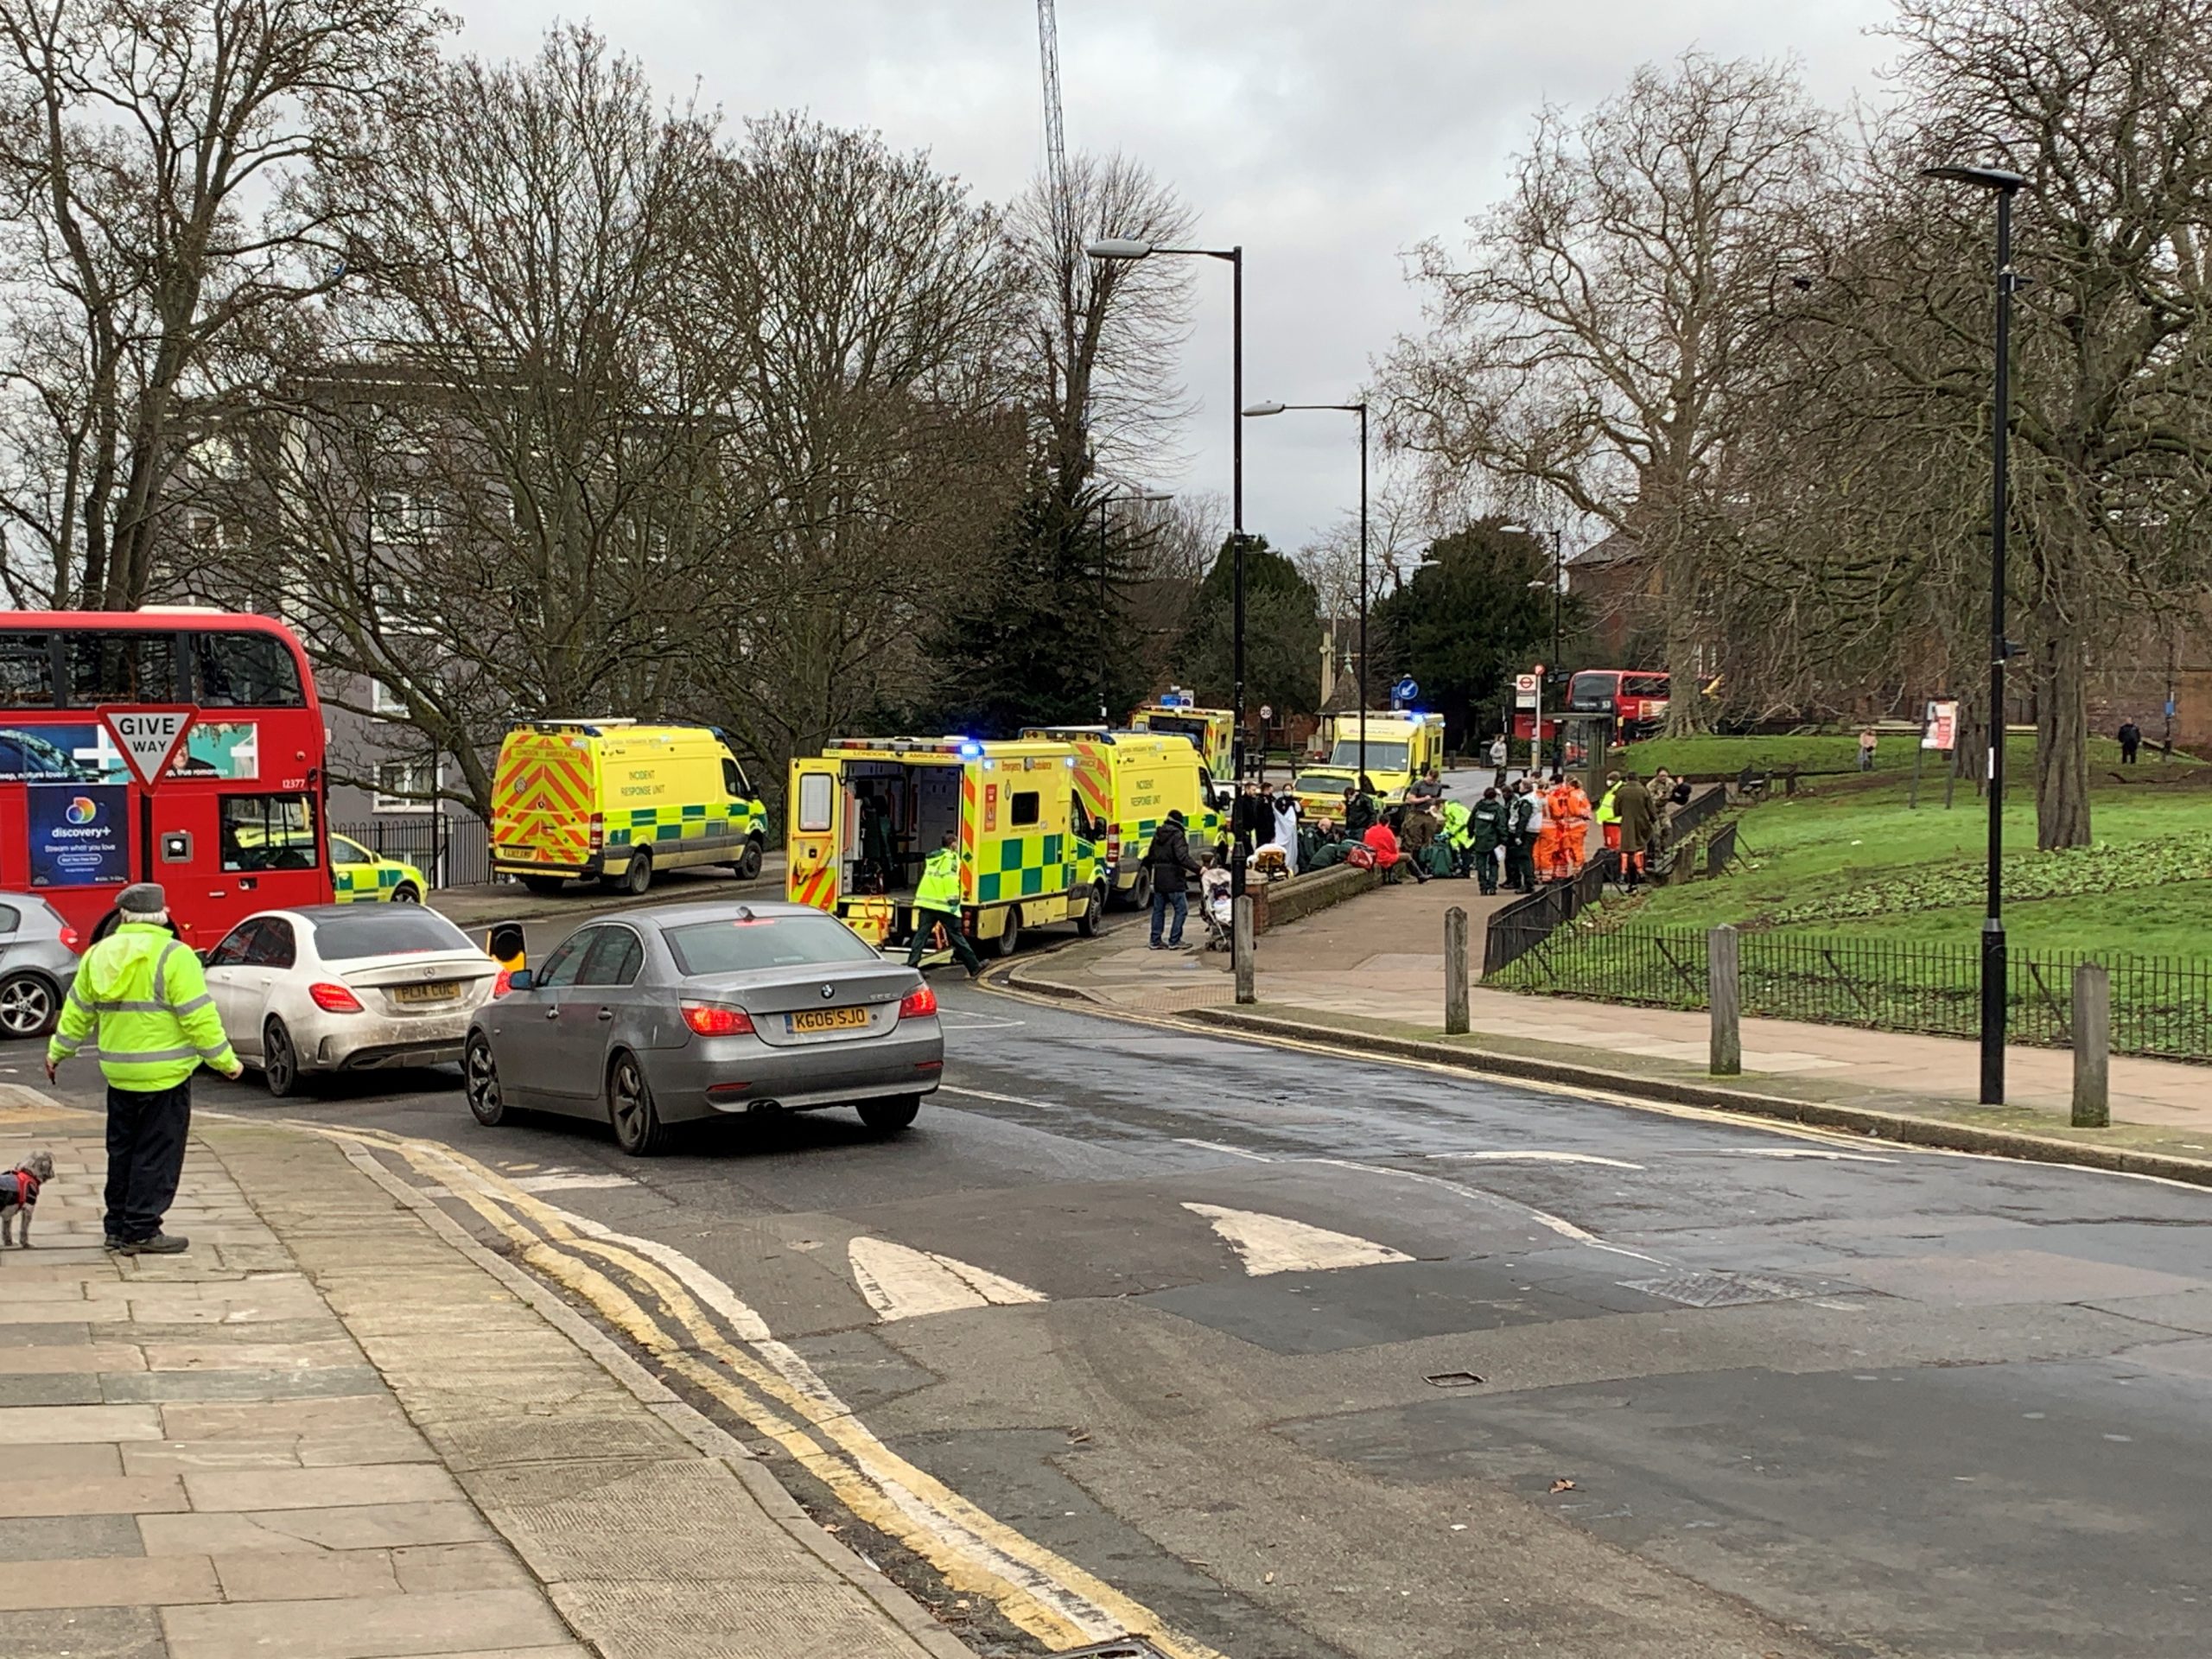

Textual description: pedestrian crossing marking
[849,1236,1046,1322]
[1180,1203,1413,1276]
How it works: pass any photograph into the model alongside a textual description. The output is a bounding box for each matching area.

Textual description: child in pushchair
[1198,849,1235,952]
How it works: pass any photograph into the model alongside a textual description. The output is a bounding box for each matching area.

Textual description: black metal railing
[1487,922,2212,1062]
[1482,850,1619,976]
[335,817,492,889]
[1658,782,1728,852]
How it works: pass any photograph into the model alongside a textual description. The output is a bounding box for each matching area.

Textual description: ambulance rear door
[787,758,846,912]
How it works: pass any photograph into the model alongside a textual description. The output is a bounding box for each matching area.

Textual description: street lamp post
[1923,162,2026,1108]
[1244,400,1367,783]
[1929,162,2025,1110]
[1093,488,1173,722]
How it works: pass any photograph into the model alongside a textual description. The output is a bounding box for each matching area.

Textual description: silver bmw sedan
[464,901,945,1154]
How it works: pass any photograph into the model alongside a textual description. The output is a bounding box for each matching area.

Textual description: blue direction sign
[1392,677,1419,704]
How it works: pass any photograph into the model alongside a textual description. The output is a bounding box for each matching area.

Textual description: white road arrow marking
[848,1236,1046,1322]
[1181,1202,1413,1276]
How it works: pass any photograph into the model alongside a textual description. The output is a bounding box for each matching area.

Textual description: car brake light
[588,812,604,852]
[898,984,938,1020]
[492,968,512,998]
[308,982,363,1013]
[58,925,80,952]
[682,1002,753,1037]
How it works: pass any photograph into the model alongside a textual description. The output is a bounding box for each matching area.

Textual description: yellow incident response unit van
[493,721,767,896]
[1021,727,1224,908]
[787,736,1104,956]
[1128,699,1236,780]
[1290,710,1448,817]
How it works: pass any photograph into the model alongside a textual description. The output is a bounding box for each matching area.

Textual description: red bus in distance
[1568,669,1671,738]
[0,608,334,948]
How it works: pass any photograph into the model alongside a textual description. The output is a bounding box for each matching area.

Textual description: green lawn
[1628,760,2212,961]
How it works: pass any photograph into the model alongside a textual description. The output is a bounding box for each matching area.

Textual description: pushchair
[1198,868,1234,952]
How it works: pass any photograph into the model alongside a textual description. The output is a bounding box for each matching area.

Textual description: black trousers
[1503,839,1536,893]
[906,906,982,972]
[105,1079,192,1243]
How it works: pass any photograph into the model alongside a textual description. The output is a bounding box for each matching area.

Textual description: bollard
[1444,906,1470,1035]
[1233,895,1255,1005]
[1708,925,1741,1077]
[2071,963,2110,1128]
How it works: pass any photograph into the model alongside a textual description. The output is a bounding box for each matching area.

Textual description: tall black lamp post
[1502,524,1564,772]
[1244,399,1366,782]
[1922,162,2026,1107]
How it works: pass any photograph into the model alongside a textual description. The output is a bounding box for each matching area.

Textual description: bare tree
[1381,52,1836,734]
[0,0,447,608]
[1864,0,2212,847]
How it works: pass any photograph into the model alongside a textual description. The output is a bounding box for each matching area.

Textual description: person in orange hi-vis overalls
[1543,776,1593,880]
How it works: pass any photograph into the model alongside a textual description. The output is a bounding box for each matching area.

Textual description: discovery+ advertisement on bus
[26,783,128,887]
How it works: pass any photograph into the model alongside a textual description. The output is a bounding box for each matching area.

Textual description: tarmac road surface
[21,957,2212,1658]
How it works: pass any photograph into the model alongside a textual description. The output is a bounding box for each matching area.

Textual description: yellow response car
[330,835,428,904]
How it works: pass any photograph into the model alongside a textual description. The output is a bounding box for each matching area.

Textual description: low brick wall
[1249,862,1381,933]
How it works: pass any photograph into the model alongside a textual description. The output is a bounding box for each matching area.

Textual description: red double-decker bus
[1567,669,1672,737]
[0,608,334,948]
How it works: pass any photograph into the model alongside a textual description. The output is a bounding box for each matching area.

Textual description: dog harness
[1,1167,38,1207]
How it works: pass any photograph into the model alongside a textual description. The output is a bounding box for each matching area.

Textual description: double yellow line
[327,1126,1228,1659]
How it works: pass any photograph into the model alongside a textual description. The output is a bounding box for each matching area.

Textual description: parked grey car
[0,893,81,1039]
[464,901,944,1154]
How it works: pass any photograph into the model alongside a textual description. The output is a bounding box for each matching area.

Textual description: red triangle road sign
[99,705,199,789]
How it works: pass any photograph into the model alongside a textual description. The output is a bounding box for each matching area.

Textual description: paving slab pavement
[0,1087,968,1659]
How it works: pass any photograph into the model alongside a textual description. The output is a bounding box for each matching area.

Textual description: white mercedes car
[200,905,500,1096]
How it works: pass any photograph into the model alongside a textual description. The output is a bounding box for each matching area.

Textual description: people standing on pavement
[1440,796,1474,878]
[1471,786,1508,894]
[906,831,983,976]
[1142,809,1202,950]
[1594,772,1623,855]
[45,883,241,1255]
[1613,771,1656,886]
[1398,800,1439,883]
[1541,772,1593,881]
[2119,718,2142,764]
[1270,791,1300,874]
[1344,781,1378,837]
[1489,732,1509,784]
[1506,778,1540,893]
[1858,727,1878,772]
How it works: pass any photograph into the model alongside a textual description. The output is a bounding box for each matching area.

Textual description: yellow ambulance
[1021,727,1224,908]
[492,721,767,896]
[787,736,1104,956]
[1290,711,1448,817]
[1128,698,1236,781]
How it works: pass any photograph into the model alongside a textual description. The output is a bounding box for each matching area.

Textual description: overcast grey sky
[454,2,1897,555]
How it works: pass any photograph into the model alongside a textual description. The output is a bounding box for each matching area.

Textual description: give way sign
[99,705,198,788]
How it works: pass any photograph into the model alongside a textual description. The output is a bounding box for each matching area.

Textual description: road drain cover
[1059,1643,1173,1659]
[1619,1271,1827,1308]
[1425,1370,1484,1388]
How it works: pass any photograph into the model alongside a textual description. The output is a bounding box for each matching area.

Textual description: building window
[368,678,406,716]
[374,759,438,813]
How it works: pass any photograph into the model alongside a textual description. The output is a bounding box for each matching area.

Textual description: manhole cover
[1619,1271,1825,1308]
[1058,1643,1173,1659]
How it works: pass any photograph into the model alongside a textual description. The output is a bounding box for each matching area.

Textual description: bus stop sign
[99,705,197,788]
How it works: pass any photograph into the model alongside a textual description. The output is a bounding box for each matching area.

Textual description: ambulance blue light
[957,741,982,759]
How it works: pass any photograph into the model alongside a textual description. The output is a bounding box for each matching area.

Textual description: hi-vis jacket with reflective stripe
[48,923,239,1091]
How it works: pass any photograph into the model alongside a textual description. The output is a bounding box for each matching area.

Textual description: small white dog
[1,1151,55,1246]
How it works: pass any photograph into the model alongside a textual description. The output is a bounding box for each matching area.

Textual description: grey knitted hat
[118,883,168,916]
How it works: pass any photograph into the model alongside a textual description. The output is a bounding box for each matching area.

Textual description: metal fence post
[1444,907,1470,1034]
[1708,925,1742,1076]
[1233,895,1255,1005]
[2071,963,2110,1128]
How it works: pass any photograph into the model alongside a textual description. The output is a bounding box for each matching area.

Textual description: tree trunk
[1659,530,1708,736]
[2031,593,2092,849]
